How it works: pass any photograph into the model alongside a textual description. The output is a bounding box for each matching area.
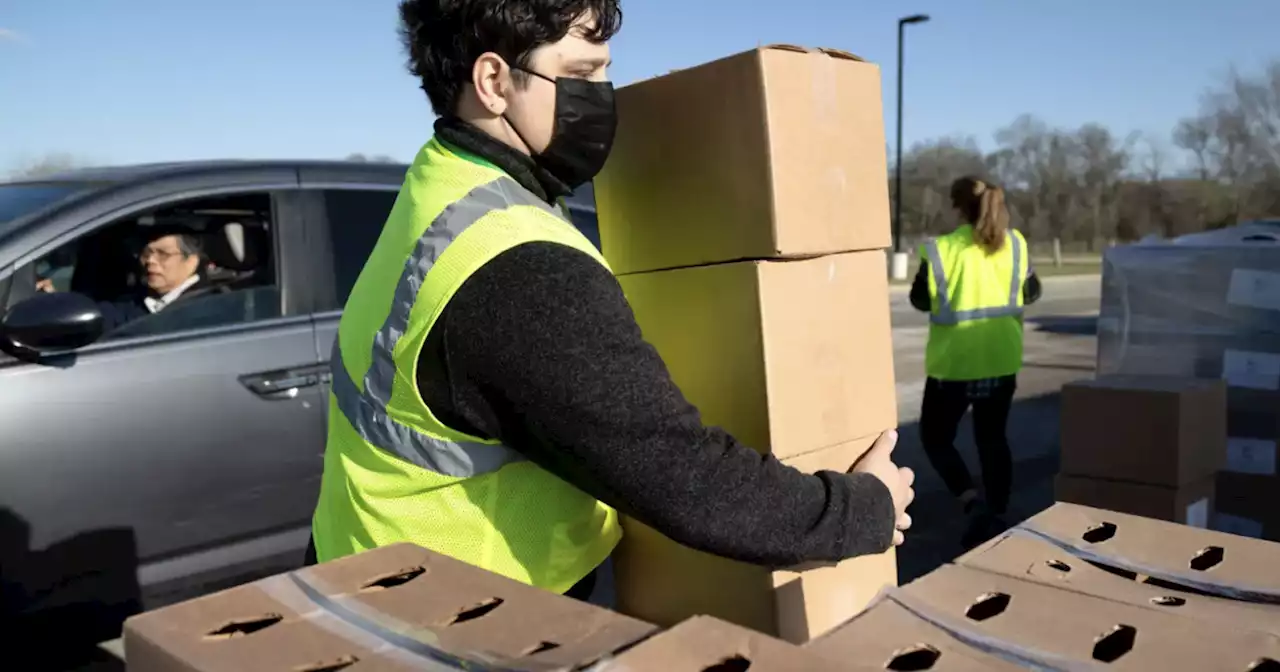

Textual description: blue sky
[2,0,1278,171]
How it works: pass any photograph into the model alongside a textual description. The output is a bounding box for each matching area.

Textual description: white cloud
[0,28,24,43]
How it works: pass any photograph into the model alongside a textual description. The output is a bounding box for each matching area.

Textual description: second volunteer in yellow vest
[308,0,916,603]
[910,176,1042,550]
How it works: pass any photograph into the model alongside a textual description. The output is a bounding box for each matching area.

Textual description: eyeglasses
[140,248,186,262]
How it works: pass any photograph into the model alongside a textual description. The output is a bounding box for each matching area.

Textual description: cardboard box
[612,435,898,643]
[902,564,1280,669]
[1227,390,1280,477]
[618,251,896,460]
[804,593,1027,671]
[1053,474,1213,527]
[956,530,1280,636]
[123,543,656,672]
[596,45,890,276]
[1015,502,1280,600]
[1215,471,1280,541]
[1060,376,1226,486]
[595,616,856,671]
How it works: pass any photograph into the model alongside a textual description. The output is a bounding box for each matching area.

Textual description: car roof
[12,159,410,186]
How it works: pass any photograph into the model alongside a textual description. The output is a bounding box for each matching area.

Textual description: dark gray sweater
[413,118,896,569]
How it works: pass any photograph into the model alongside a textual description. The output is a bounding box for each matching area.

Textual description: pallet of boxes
[592,44,900,643]
[1083,230,1280,537]
[120,504,1280,670]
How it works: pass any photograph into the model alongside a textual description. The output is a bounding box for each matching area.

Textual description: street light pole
[892,13,930,279]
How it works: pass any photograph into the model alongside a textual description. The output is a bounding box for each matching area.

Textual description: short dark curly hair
[398,0,623,115]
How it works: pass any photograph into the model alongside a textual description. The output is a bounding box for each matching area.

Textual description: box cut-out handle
[445,597,504,626]
[360,565,427,591]
[1091,625,1136,663]
[702,655,752,671]
[886,643,942,670]
[965,592,1011,622]
[204,613,284,640]
[1190,546,1224,571]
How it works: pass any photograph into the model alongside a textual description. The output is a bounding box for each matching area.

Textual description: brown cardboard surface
[618,252,896,460]
[903,564,1280,670]
[955,531,1280,636]
[596,45,889,276]
[1060,375,1226,486]
[123,543,656,672]
[804,595,1026,671]
[612,436,898,644]
[1015,502,1280,600]
[1053,474,1213,526]
[597,616,856,671]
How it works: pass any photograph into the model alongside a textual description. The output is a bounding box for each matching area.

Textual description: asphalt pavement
[890,274,1102,580]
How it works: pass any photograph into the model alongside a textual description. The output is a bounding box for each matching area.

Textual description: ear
[472,52,510,116]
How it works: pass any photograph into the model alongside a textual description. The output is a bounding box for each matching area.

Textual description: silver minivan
[0,161,601,652]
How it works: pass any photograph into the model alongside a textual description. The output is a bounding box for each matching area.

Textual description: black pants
[302,535,598,601]
[919,376,1016,515]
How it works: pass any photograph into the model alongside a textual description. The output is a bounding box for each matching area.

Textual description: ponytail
[950,176,1010,254]
[972,183,1010,254]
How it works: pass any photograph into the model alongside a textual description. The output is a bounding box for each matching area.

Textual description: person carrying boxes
[307,0,915,603]
[909,176,1042,549]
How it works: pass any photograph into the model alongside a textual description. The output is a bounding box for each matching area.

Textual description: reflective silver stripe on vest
[331,177,560,477]
[924,233,1024,326]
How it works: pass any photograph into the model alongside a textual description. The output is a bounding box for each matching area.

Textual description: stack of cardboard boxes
[122,503,1280,671]
[1095,239,1280,539]
[1057,375,1225,525]
[592,45,898,643]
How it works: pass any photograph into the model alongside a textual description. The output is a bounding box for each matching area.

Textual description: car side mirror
[1,292,105,354]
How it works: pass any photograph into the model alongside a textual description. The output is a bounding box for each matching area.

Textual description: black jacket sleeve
[419,242,895,567]
[909,261,931,312]
[1024,269,1043,305]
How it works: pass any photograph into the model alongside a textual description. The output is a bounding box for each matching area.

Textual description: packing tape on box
[258,570,535,672]
[858,587,1092,672]
[1013,526,1280,604]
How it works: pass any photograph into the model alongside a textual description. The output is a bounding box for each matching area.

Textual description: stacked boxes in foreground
[123,504,1280,671]
[1096,237,1280,538]
[1058,375,1225,525]
[593,45,898,642]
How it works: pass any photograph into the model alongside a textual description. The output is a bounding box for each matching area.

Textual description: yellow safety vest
[921,225,1028,381]
[311,137,620,593]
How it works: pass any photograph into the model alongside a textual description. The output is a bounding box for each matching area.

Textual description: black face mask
[506,67,617,190]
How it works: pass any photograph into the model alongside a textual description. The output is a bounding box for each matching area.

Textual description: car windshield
[0,182,92,228]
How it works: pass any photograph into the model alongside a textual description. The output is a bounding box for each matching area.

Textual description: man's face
[140,234,200,294]
[502,13,611,155]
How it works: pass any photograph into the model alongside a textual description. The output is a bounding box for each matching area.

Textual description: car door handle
[240,363,329,400]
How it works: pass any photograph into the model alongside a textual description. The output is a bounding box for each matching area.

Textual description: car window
[321,189,399,304]
[25,190,284,342]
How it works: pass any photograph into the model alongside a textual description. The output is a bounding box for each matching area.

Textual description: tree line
[897,61,1280,256]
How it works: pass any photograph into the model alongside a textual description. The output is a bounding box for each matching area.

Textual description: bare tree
[9,153,84,179]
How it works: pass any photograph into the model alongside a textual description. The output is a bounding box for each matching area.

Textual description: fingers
[867,429,899,458]
[896,512,912,531]
[899,466,915,488]
[893,529,905,546]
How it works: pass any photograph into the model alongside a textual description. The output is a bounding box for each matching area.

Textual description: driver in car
[36,226,211,331]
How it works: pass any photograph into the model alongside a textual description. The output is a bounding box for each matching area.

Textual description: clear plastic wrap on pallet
[1098,223,1280,391]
